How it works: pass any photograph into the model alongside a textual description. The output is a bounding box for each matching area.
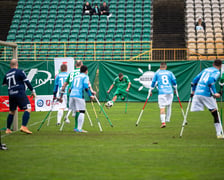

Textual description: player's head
[80,65,88,74]
[213,59,222,69]
[160,62,167,69]
[75,60,83,68]
[60,64,67,72]
[10,59,18,69]
[119,73,123,81]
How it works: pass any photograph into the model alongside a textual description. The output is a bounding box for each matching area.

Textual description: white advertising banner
[54,57,74,76]
[35,95,67,111]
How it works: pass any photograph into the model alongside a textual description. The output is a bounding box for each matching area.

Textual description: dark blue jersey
[2,68,33,96]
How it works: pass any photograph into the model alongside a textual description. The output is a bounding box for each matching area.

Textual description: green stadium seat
[78,34,87,41]
[114,34,122,41]
[142,34,150,41]
[87,34,96,41]
[108,22,116,29]
[132,34,141,41]
[115,29,124,35]
[26,29,35,35]
[20,19,29,25]
[17,28,26,34]
[16,34,24,41]
[135,14,142,19]
[16,5,24,11]
[8,29,17,35]
[13,14,21,20]
[143,14,151,19]
[7,34,16,41]
[60,35,69,41]
[105,34,113,41]
[126,14,133,19]
[123,34,132,41]
[97,29,106,35]
[143,18,151,24]
[70,29,80,34]
[106,28,114,35]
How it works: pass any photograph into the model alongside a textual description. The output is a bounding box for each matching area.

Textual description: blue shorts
[9,94,31,111]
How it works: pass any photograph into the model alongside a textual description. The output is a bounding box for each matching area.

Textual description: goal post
[0,40,18,131]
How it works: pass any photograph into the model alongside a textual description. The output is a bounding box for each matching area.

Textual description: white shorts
[158,94,173,108]
[191,95,217,112]
[58,95,67,109]
[69,97,86,111]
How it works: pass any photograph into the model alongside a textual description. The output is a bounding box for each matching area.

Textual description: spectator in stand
[83,1,92,15]
[195,17,206,31]
[100,2,110,16]
[92,4,100,16]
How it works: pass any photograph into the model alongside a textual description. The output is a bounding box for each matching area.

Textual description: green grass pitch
[1,102,224,180]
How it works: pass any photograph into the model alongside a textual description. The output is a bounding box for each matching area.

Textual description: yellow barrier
[0,41,152,61]
[1,41,223,61]
[187,41,224,60]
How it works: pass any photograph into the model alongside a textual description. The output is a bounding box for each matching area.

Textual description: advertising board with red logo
[0,96,35,112]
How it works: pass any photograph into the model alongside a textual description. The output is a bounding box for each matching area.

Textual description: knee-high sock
[7,114,14,129]
[160,114,166,123]
[74,112,80,129]
[57,109,63,124]
[22,111,30,126]
[66,110,72,119]
[166,105,172,122]
[77,113,85,130]
[214,123,222,136]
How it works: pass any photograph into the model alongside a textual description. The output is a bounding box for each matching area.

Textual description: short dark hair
[119,73,123,78]
[80,65,88,73]
[61,64,67,72]
[214,59,222,67]
[160,62,167,68]
[75,60,82,67]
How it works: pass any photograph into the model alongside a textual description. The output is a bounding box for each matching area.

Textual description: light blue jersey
[151,70,177,95]
[70,73,92,99]
[54,72,69,95]
[192,67,220,97]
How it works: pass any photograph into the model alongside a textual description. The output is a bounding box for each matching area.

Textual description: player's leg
[5,96,17,133]
[160,108,166,128]
[158,95,167,128]
[6,111,15,134]
[73,98,87,133]
[57,109,64,125]
[204,96,224,138]
[112,95,117,103]
[18,96,32,134]
[69,97,78,129]
[165,94,173,122]
[57,95,67,125]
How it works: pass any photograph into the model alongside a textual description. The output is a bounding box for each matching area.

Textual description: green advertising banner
[99,61,204,102]
[0,60,222,102]
[0,61,97,96]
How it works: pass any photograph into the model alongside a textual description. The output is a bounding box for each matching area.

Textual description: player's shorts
[158,94,173,108]
[191,95,217,112]
[69,97,86,111]
[114,88,127,99]
[9,94,31,111]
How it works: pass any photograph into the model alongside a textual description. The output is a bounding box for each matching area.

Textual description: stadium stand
[7,0,152,42]
[186,0,224,60]
[4,0,152,61]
